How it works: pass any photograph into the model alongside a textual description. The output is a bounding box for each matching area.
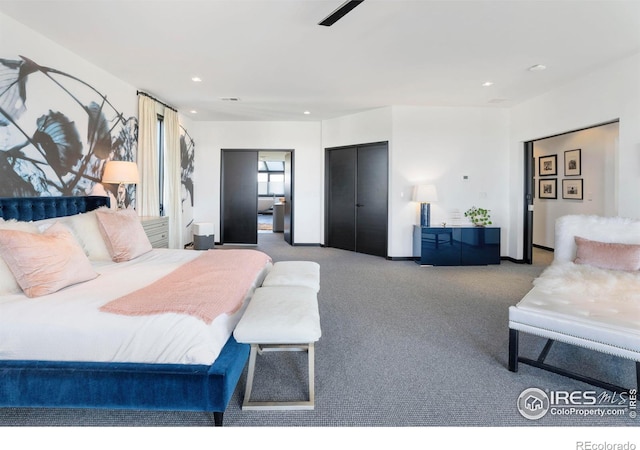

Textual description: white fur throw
[534,261,640,302]
[554,215,640,263]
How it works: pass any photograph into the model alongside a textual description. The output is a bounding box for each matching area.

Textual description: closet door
[326,147,357,252]
[355,143,388,257]
[325,142,388,257]
[221,150,258,244]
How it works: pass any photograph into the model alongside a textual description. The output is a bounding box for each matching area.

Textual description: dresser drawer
[140,216,169,249]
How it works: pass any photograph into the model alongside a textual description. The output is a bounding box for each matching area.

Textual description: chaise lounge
[508,214,640,392]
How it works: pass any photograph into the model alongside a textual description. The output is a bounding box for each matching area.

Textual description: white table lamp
[102,161,139,209]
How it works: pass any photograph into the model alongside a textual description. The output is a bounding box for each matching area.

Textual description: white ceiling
[1,0,639,122]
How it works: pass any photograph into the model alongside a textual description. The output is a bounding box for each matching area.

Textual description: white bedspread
[0,249,271,365]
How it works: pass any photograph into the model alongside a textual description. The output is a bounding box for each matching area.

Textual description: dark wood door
[221,150,258,244]
[283,151,293,245]
[355,143,388,257]
[326,147,357,252]
[325,142,388,257]
[523,141,534,264]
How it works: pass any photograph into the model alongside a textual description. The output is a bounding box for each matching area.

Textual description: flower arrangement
[464,206,492,226]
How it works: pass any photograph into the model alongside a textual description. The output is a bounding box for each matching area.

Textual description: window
[258,160,284,196]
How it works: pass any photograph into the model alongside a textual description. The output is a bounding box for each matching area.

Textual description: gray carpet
[1,235,637,430]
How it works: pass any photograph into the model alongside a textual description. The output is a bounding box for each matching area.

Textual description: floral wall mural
[180,126,195,244]
[0,55,137,206]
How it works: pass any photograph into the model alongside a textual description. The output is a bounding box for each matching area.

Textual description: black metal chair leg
[508,328,519,372]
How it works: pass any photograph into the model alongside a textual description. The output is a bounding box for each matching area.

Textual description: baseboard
[533,244,555,252]
[501,256,525,264]
[387,256,417,261]
[292,243,322,247]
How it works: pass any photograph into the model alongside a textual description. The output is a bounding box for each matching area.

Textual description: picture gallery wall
[532,121,619,249]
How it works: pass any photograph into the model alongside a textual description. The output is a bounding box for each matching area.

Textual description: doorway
[221,149,294,245]
[325,141,388,258]
[257,151,294,245]
[522,120,619,264]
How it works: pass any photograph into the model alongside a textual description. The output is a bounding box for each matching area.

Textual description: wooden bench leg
[241,343,315,411]
[308,343,315,406]
[242,344,260,410]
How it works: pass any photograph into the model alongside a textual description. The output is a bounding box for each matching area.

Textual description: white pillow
[63,209,112,261]
[0,218,39,295]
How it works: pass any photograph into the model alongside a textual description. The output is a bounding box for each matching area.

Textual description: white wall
[190,121,322,244]
[390,106,510,257]
[509,52,640,260]
[322,107,393,149]
[532,122,619,248]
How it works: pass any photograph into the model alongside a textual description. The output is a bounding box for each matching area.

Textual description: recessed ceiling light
[528,64,547,72]
[191,77,202,82]
[482,81,494,87]
[303,111,311,115]
[190,110,197,114]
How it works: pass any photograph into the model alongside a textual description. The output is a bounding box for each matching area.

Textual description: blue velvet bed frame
[0,196,250,426]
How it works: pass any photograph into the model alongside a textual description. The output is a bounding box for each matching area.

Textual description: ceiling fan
[318,0,365,26]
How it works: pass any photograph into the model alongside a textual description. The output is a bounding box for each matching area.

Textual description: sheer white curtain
[163,109,183,249]
[137,95,159,217]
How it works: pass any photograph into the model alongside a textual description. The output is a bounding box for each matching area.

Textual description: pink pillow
[0,218,40,295]
[95,209,152,262]
[574,236,640,271]
[0,222,98,298]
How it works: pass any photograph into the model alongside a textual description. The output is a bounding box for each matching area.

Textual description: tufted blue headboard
[0,196,110,222]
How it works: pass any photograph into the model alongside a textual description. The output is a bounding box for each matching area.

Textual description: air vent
[221,97,240,102]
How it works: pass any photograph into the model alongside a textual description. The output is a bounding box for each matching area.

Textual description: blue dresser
[413,225,500,266]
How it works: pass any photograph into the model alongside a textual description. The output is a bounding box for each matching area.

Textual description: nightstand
[141,216,169,248]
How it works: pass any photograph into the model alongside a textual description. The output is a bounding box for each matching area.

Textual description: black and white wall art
[180,125,195,244]
[0,55,138,206]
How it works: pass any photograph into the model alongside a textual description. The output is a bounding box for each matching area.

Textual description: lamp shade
[102,161,139,184]
[412,184,438,203]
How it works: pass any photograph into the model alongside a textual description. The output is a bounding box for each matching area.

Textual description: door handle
[356,203,364,207]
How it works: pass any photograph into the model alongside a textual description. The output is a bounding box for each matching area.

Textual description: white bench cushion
[234,286,321,344]
[262,261,320,293]
[509,284,640,358]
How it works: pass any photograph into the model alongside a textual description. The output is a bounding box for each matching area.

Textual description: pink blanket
[100,249,271,324]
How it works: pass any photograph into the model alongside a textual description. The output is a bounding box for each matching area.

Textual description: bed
[0,196,272,426]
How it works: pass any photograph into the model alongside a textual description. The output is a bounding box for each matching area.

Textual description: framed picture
[562,178,583,200]
[539,155,557,176]
[538,178,557,199]
[564,149,581,176]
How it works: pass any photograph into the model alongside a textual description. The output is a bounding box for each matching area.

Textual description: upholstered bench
[261,261,320,293]
[233,286,321,410]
